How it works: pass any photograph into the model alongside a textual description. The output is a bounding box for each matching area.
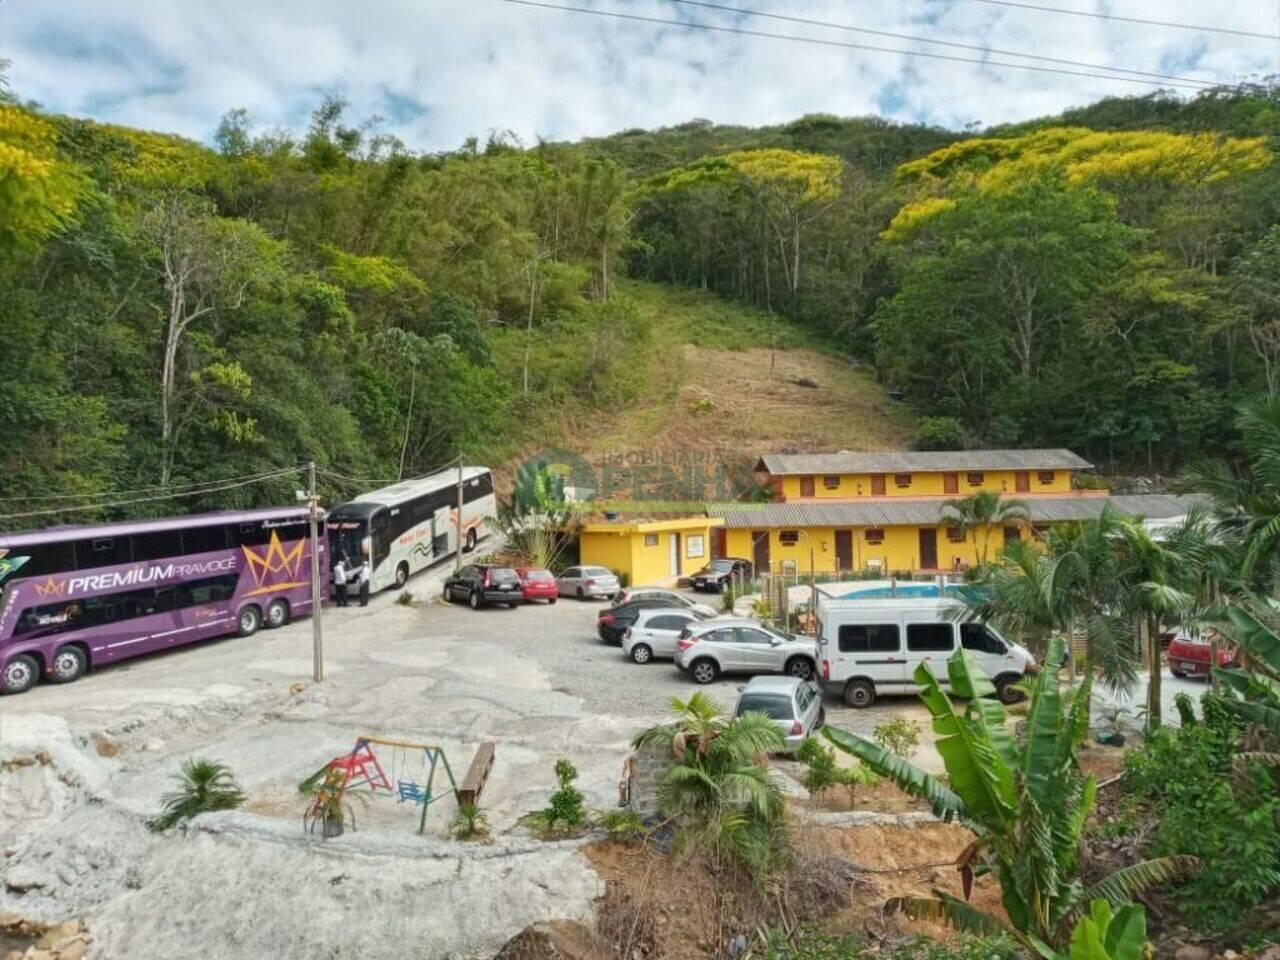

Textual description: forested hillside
[2,67,1279,527]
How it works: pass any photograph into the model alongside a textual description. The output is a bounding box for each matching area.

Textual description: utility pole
[308,461,324,682]
[455,456,465,572]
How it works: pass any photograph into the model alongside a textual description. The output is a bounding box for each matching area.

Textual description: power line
[317,456,466,489]
[0,468,304,523]
[958,0,1280,41]
[667,0,1219,88]
[0,468,305,503]
[493,0,1219,91]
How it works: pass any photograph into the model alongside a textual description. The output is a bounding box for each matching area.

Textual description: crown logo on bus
[241,530,307,596]
[33,577,67,599]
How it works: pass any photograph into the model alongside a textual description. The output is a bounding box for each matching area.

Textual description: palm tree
[1110,509,1217,729]
[941,490,1030,568]
[151,758,246,831]
[824,638,1196,955]
[633,693,787,874]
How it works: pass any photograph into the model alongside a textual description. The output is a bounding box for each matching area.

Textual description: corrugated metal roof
[757,449,1093,475]
[711,494,1201,529]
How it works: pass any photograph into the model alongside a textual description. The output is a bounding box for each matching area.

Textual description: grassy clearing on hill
[485,280,913,473]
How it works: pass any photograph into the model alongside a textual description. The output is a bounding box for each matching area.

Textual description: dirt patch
[1079,742,1127,782]
[801,779,933,815]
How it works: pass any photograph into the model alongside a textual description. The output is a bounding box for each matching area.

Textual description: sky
[2,0,1278,151]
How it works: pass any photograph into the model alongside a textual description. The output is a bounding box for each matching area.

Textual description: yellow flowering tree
[0,105,84,250]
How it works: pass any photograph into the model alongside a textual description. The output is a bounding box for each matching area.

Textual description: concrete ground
[0,561,1202,959]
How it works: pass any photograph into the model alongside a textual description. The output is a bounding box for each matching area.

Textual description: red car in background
[515,567,558,604]
[1167,632,1235,679]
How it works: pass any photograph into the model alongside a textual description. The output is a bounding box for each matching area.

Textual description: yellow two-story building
[755,449,1090,500]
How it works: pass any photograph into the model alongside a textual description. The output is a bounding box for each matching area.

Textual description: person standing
[333,556,349,608]
[357,560,371,607]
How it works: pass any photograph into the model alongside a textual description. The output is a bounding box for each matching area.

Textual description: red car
[1167,633,1235,679]
[515,567,558,604]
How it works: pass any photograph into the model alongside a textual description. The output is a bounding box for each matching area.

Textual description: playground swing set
[302,735,495,837]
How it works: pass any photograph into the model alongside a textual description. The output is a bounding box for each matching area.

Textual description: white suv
[674,618,818,685]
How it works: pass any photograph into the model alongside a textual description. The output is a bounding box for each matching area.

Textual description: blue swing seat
[397,780,428,804]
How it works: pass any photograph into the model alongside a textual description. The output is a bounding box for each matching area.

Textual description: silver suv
[674,617,818,685]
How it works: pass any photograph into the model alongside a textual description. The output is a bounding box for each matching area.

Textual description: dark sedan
[690,558,753,593]
[598,597,715,643]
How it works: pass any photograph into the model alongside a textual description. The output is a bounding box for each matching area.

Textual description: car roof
[634,606,697,620]
[739,676,805,694]
[690,616,764,629]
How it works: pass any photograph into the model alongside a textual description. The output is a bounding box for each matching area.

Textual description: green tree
[940,491,1029,568]
[824,638,1195,954]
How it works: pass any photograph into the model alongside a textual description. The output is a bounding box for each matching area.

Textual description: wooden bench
[457,741,495,807]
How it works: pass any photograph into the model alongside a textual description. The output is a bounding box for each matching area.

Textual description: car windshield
[488,568,518,582]
[735,694,794,720]
[708,560,735,572]
[525,570,554,581]
[584,567,614,577]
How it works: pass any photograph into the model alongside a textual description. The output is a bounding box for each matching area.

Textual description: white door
[669,533,680,577]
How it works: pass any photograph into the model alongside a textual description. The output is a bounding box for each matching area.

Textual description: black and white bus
[326,467,496,592]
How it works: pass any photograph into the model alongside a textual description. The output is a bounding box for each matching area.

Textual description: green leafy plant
[796,736,878,803]
[150,758,246,831]
[523,758,588,837]
[596,808,647,842]
[634,692,788,879]
[396,590,417,606]
[872,716,921,759]
[825,638,1196,955]
[448,802,489,840]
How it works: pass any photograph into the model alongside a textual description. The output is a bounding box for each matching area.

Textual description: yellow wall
[580,522,719,586]
[777,469,1072,500]
[723,522,1024,574]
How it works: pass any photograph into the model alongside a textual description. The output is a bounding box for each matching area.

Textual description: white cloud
[2,0,1275,150]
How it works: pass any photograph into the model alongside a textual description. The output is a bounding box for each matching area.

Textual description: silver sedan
[556,565,621,600]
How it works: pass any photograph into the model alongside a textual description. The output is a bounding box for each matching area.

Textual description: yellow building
[579,516,724,586]
[754,450,1089,501]
[714,494,1196,576]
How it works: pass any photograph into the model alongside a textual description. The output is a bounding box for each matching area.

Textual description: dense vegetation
[3,67,1280,528]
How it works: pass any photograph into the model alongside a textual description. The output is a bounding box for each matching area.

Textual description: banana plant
[1059,900,1147,960]
[1213,600,1280,739]
[824,636,1196,957]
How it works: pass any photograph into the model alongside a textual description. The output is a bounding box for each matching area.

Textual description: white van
[815,597,1036,708]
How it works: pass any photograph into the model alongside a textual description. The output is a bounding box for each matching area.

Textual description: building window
[643,533,659,547]
[947,527,966,543]
[864,528,885,544]
[894,473,912,488]
[779,530,800,546]
[967,472,984,485]
[823,475,840,490]
[686,534,705,558]
[1038,471,1055,485]
[799,476,815,497]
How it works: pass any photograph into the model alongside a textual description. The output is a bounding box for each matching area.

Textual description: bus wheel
[2,655,39,694]
[465,529,477,552]
[237,606,262,637]
[49,645,87,684]
[265,599,291,629]
[395,563,409,589]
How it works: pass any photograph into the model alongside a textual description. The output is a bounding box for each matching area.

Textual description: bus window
[79,537,132,567]
[15,542,77,578]
[233,522,273,548]
[181,526,230,555]
[131,530,182,563]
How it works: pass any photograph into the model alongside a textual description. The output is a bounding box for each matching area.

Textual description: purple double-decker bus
[0,508,326,695]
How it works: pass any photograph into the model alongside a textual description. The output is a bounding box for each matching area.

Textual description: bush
[522,758,588,837]
[872,716,921,759]
[150,758,246,831]
[796,737,878,801]
[1122,697,1280,928]
[449,803,489,840]
[596,808,647,842]
[756,928,1022,960]
[914,416,968,451]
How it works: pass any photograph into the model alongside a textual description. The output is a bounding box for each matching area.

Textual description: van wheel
[995,677,1024,705]
[395,563,409,589]
[465,529,477,552]
[49,646,88,684]
[265,599,291,629]
[237,606,262,637]
[691,659,719,684]
[631,644,653,665]
[843,679,875,708]
[2,654,39,695]
[786,657,815,681]
[469,590,482,611]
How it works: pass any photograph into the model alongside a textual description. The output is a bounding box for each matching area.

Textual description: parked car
[733,676,825,753]
[815,596,1037,708]
[515,567,558,604]
[689,558,753,593]
[442,564,522,609]
[557,565,620,600]
[598,598,714,644]
[612,587,719,617]
[1167,632,1235,679]
[674,618,818,684]
[621,607,704,664]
